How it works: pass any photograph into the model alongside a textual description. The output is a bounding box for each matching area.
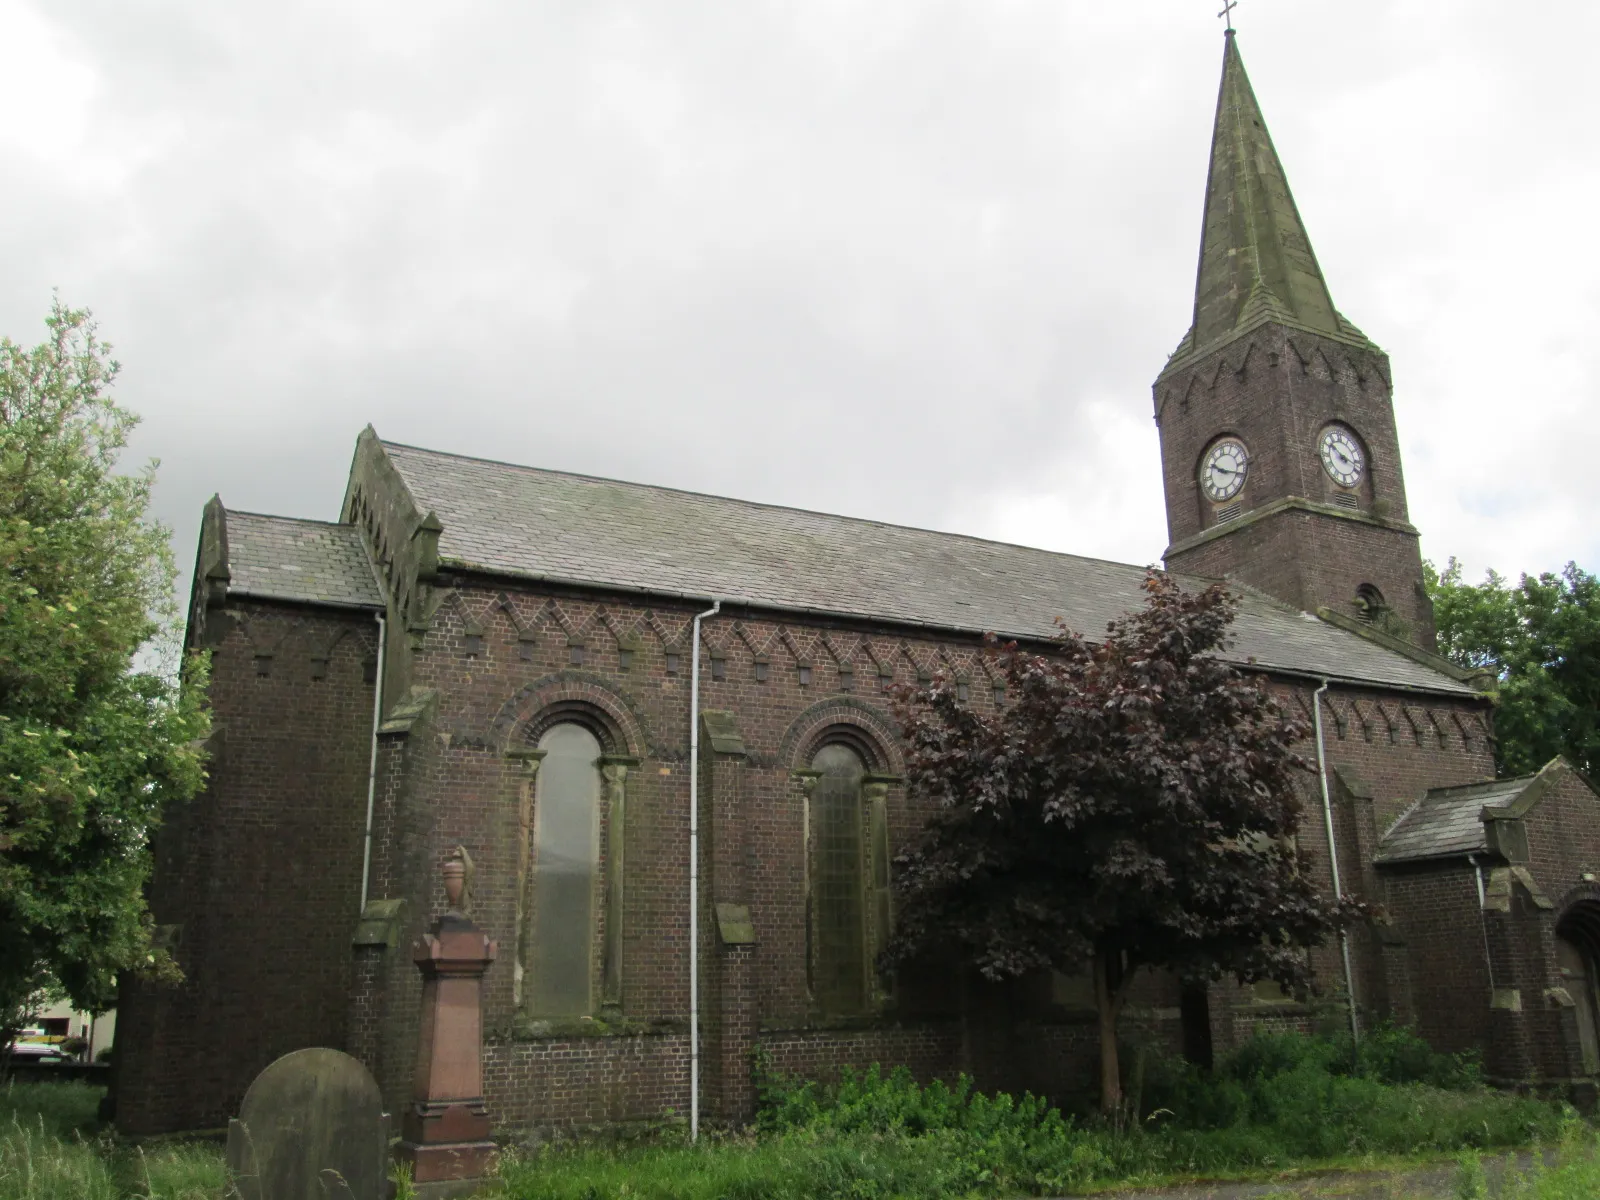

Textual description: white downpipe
[1471,856,1496,993]
[359,613,388,912]
[1312,679,1360,1045]
[688,599,721,1143]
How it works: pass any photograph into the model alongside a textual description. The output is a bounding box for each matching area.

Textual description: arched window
[527,723,602,1017]
[1557,904,1600,1075]
[1355,583,1387,622]
[811,743,868,1014]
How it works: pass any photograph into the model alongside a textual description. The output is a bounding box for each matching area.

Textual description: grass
[0,1029,1589,1199]
[487,1029,1584,1199]
[0,1081,224,1200]
[1454,1141,1600,1198]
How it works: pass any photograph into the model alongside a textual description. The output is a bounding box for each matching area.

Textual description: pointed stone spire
[1173,32,1370,364]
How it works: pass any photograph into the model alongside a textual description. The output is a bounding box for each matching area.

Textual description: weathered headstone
[225,1047,390,1200]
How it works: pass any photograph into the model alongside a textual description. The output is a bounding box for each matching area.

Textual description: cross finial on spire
[1218,0,1238,33]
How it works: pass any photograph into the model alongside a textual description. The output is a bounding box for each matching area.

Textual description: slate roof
[1375,777,1533,865]
[378,440,1478,696]
[225,511,383,609]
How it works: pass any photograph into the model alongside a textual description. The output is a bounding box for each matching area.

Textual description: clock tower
[1156,32,1434,648]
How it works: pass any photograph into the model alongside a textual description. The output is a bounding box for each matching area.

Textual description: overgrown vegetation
[494,1029,1577,1199]
[0,1081,222,1200]
[0,1030,1584,1199]
[1455,1141,1600,1199]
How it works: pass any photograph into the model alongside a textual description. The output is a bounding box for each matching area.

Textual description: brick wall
[486,1034,690,1130]
[1155,323,1434,646]
[340,572,1495,1128]
[1381,864,1489,1056]
[115,599,378,1135]
[1375,767,1600,1086]
[118,550,1504,1134]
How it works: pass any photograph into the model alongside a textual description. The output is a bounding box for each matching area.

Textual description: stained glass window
[811,743,867,1014]
[529,723,602,1016]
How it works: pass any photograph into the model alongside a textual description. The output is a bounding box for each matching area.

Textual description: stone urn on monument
[397,851,498,1197]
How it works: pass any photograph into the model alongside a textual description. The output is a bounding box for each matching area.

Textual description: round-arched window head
[1200,438,1248,502]
[1318,425,1365,489]
[1355,583,1387,622]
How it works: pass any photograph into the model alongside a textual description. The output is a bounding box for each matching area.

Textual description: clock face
[1319,427,1364,488]
[1201,439,1248,502]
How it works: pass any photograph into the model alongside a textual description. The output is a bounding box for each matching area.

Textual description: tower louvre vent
[1216,502,1243,524]
[1332,494,1360,511]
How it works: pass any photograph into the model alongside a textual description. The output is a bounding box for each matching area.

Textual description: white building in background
[14,1000,116,1062]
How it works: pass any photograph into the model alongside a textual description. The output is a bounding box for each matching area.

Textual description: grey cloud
[0,0,1594,598]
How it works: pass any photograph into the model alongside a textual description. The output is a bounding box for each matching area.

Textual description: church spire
[1173,32,1368,363]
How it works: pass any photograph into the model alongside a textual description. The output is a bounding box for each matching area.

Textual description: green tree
[0,300,208,1041]
[886,574,1356,1113]
[1426,559,1599,778]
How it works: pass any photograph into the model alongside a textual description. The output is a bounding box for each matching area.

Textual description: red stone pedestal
[397,860,498,1197]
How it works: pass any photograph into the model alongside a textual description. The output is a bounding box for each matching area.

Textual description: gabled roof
[371,435,1478,696]
[1166,32,1375,371]
[1374,759,1600,865]
[224,510,383,609]
[1374,776,1529,865]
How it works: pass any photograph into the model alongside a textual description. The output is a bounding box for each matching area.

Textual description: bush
[750,1061,1114,1195]
[496,1046,1574,1200]
[1142,1024,1486,1132]
[736,1040,1572,1195]
[1354,1022,1483,1089]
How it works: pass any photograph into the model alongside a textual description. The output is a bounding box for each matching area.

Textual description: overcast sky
[3,0,1595,601]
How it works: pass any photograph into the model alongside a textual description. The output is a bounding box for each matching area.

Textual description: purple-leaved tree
[886,573,1360,1111]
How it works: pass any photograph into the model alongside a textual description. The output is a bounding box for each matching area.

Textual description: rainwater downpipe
[687,599,721,1143]
[359,613,387,913]
[1312,678,1361,1045]
[1471,856,1496,994]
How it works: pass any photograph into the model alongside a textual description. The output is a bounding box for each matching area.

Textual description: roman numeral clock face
[1201,439,1248,502]
[1319,427,1364,488]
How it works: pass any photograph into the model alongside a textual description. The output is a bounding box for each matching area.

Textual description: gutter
[1313,679,1361,1045]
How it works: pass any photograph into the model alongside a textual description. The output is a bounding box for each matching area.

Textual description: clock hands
[1203,441,1248,499]
[1319,431,1362,487]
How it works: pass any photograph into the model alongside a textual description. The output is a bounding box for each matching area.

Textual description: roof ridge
[379,439,1163,578]
[1314,606,1491,688]
[225,508,359,530]
[371,436,1479,698]
[1379,793,1426,843]
[1424,774,1536,800]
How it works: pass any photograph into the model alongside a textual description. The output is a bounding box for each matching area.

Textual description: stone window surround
[505,743,641,1019]
[793,759,901,1017]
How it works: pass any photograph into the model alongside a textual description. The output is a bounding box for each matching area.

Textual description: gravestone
[226,1047,390,1200]
[397,853,498,1197]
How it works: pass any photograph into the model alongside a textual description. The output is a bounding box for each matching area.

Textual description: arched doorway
[1555,902,1600,1075]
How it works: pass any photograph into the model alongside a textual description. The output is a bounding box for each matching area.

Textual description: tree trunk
[1093,950,1121,1113]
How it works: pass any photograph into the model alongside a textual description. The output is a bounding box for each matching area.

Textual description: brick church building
[116,33,1600,1135]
